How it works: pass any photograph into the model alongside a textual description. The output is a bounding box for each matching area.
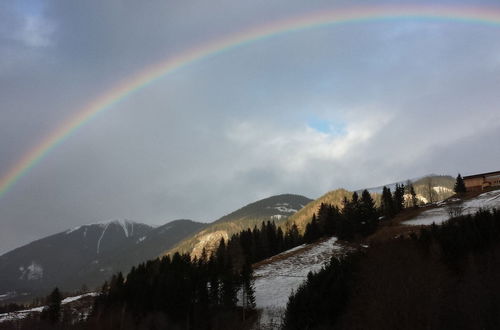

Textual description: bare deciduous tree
[446,200,464,219]
[423,177,436,204]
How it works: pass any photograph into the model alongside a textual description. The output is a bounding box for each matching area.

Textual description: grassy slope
[283,189,353,233]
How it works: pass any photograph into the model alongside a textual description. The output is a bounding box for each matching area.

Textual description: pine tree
[338,197,355,240]
[216,238,227,270]
[393,184,405,214]
[322,204,342,237]
[240,261,256,310]
[381,186,395,218]
[454,173,466,194]
[405,182,418,208]
[208,256,220,305]
[266,221,278,256]
[304,214,320,243]
[41,287,62,324]
[351,191,359,204]
[410,185,418,208]
[285,223,301,249]
[349,192,361,232]
[359,190,378,235]
[109,272,125,303]
[276,227,285,253]
[221,258,237,308]
[317,203,331,235]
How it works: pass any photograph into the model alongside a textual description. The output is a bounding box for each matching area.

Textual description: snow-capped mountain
[0,219,206,303]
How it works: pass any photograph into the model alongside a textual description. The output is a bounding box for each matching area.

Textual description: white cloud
[14,14,55,48]
[226,107,391,174]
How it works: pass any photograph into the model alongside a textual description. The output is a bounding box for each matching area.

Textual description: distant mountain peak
[167,194,312,258]
[0,218,206,303]
[65,219,141,237]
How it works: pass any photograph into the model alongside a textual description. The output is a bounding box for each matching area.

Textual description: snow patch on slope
[158,225,172,234]
[254,237,340,308]
[115,219,130,238]
[403,190,500,226]
[65,226,82,234]
[404,193,429,204]
[433,186,453,194]
[253,237,342,327]
[96,222,111,254]
[61,292,98,304]
[269,203,298,214]
[95,219,135,254]
[18,262,43,281]
[65,219,134,237]
[0,293,97,323]
[0,293,16,301]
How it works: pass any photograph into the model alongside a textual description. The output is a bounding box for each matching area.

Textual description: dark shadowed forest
[283,209,500,330]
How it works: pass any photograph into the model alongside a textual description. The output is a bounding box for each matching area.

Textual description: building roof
[463,170,500,180]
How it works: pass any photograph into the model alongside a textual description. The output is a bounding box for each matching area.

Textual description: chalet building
[463,170,500,192]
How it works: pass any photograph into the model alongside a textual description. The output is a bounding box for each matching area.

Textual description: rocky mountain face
[0,219,206,303]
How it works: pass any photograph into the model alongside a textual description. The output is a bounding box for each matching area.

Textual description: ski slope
[253,237,343,328]
[403,190,500,226]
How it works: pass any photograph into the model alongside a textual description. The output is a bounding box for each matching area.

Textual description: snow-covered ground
[403,190,500,226]
[267,203,298,214]
[253,237,342,328]
[0,292,97,323]
[18,261,44,281]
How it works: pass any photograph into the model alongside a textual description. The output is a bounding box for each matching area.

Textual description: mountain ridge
[166,194,313,257]
[0,218,206,303]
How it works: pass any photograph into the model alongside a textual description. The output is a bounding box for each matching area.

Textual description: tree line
[87,243,257,329]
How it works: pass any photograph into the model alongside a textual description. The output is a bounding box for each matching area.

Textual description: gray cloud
[1,0,500,253]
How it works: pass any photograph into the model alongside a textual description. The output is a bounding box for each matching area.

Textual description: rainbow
[1,4,500,198]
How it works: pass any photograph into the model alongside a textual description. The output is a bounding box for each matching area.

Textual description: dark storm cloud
[1,0,500,253]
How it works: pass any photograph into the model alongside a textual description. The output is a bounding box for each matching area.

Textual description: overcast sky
[1,0,500,254]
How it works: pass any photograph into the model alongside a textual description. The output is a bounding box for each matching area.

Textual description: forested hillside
[287,175,455,233]
[283,209,500,330]
[167,194,312,257]
[284,189,353,232]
